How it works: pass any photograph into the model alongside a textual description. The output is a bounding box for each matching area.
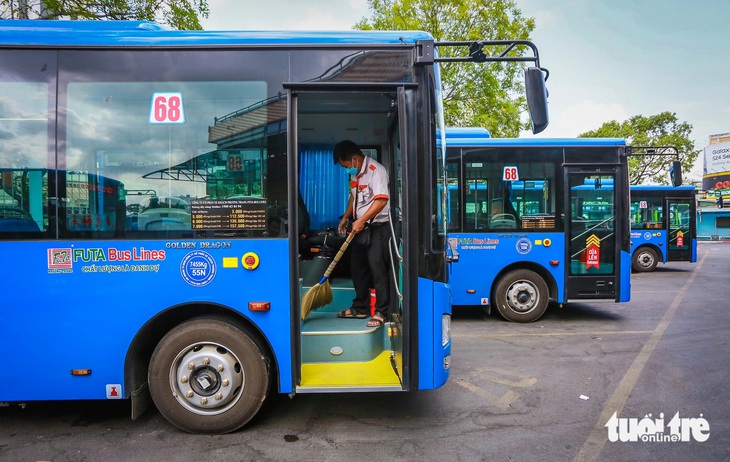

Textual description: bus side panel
[417,278,451,390]
[630,230,668,262]
[0,239,293,401]
[620,250,631,302]
[448,232,566,304]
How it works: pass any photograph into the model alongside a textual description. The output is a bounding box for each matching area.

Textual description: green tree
[1,0,209,30]
[579,112,699,185]
[355,0,535,137]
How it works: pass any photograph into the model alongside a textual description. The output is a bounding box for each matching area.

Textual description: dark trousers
[349,223,390,318]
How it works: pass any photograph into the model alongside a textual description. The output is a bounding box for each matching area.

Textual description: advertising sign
[703,141,730,191]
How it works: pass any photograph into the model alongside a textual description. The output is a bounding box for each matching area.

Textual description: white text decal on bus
[503,166,519,181]
[149,92,186,124]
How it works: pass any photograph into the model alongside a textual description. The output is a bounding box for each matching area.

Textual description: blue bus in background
[0,21,549,432]
[629,185,697,272]
[444,131,631,323]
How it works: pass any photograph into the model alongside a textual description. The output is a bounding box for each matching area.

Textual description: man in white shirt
[333,140,390,327]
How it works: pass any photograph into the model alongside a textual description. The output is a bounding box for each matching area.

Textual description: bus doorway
[666,197,695,262]
[566,168,623,300]
[290,89,407,392]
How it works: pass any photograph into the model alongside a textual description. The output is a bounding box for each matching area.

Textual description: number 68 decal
[149,92,186,124]
[502,165,519,181]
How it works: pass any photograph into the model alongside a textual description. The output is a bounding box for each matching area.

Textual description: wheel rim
[637,251,655,269]
[169,343,244,416]
[506,279,540,314]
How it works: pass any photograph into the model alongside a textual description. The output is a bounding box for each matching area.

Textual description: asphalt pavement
[1,241,728,461]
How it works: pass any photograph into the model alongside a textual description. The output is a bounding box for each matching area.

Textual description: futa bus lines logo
[47,246,167,273]
[48,248,73,271]
[606,412,710,443]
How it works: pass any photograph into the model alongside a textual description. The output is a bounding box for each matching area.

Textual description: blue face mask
[345,160,359,176]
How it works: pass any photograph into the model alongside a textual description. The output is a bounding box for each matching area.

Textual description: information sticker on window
[639,200,648,209]
[227,153,243,172]
[503,166,519,181]
[149,92,186,124]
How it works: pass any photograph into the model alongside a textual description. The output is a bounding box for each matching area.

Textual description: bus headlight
[442,314,451,347]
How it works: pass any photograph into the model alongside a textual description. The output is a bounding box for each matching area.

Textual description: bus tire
[148,318,270,434]
[632,247,658,272]
[493,269,549,323]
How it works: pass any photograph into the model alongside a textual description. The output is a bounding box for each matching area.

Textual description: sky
[200,0,730,181]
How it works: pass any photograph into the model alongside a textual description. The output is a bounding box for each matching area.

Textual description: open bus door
[565,167,623,300]
[289,87,408,393]
[666,197,695,262]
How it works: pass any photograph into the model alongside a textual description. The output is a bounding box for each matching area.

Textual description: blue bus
[444,131,631,322]
[0,20,548,432]
[629,185,697,272]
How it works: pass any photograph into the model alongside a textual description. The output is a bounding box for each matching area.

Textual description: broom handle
[322,232,356,278]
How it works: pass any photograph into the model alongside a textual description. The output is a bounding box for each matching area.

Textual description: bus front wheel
[148,318,270,434]
[494,269,549,323]
[632,247,658,272]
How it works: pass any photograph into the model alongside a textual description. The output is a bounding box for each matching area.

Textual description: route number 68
[502,166,519,181]
[149,92,186,124]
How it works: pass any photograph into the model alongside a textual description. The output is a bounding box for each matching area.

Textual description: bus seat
[145,219,188,231]
[489,213,516,229]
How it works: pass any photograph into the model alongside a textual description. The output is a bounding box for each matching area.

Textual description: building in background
[697,133,730,240]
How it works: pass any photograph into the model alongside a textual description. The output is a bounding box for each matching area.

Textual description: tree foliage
[355,0,535,137]
[579,112,699,185]
[1,0,209,30]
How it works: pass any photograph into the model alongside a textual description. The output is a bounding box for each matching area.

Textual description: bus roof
[442,127,491,138]
[444,137,626,148]
[0,20,434,47]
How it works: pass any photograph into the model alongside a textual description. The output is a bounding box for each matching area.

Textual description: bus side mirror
[670,160,683,187]
[525,67,549,134]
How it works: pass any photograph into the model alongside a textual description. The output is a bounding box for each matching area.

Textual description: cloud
[551,100,628,137]
[202,0,369,31]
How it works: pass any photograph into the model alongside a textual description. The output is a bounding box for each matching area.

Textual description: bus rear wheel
[494,269,549,323]
[632,247,658,272]
[148,318,270,434]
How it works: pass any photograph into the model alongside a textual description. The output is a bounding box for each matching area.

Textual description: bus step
[301,312,387,363]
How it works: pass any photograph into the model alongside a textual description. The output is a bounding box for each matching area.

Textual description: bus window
[460,156,557,232]
[631,196,663,229]
[0,75,51,236]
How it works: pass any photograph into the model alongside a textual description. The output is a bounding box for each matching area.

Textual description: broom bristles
[300,280,333,320]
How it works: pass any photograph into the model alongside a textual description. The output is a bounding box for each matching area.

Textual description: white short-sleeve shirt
[350,156,390,223]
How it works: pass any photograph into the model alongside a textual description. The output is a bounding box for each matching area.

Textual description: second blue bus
[445,133,631,323]
[629,185,697,272]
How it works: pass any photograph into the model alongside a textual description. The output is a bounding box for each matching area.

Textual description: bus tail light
[442,314,451,347]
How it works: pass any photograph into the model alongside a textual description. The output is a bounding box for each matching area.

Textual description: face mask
[345,159,359,176]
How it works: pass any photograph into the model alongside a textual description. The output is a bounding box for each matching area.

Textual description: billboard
[703,141,730,191]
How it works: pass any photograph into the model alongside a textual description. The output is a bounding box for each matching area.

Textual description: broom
[301,231,356,320]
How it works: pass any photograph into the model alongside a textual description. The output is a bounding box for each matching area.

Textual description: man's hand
[350,218,366,234]
[337,217,350,235]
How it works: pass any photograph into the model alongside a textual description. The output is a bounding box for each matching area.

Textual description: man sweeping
[333,140,391,328]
